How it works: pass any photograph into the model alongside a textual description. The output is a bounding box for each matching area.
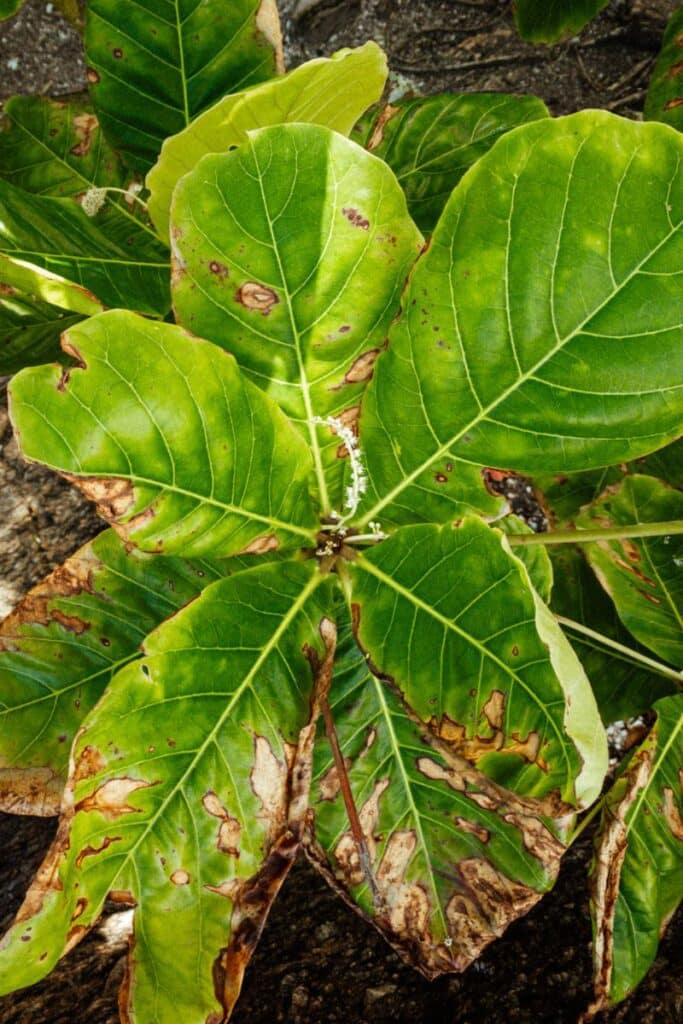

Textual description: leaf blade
[9,310,318,557]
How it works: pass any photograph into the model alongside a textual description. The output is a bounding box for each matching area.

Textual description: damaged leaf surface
[9,310,318,557]
[85,0,282,172]
[0,288,82,374]
[0,562,331,1024]
[358,113,683,529]
[0,529,228,815]
[644,7,683,132]
[588,694,683,1013]
[577,475,683,665]
[147,43,387,242]
[347,519,607,810]
[171,123,422,510]
[307,608,571,977]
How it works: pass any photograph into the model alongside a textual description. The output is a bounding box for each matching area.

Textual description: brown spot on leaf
[70,113,99,156]
[250,736,288,842]
[638,589,661,605]
[202,791,242,858]
[334,778,389,886]
[458,857,539,934]
[502,813,564,865]
[342,207,370,230]
[482,690,505,731]
[109,890,137,906]
[113,47,123,58]
[335,348,381,388]
[208,260,228,280]
[663,786,683,840]
[669,59,683,78]
[664,97,683,109]
[445,891,494,968]
[359,726,378,759]
[73,745,107,783]
[76,777,155,820]
[454,818,490,844]
[366,103,399,150]
[204,879,241,901]
[619,538,641,562]
[235,281,279,315]
[86,68,99,84]
[434,473,448,483]
[15,814,70,924]
[235,534,279,556]
[75,835,122,868]
[416,756,466,793]
[171,869,190,885]
[71,896,88,921]
[63,475,135,523]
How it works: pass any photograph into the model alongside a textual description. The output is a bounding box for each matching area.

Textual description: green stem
[507,520,683,546]
[555,615,683,685]
[568,795,606,847]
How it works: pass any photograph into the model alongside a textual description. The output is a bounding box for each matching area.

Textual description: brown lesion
[366,103,400,151]
[235,281,279,315]
[202,791,242,858]
[75,776,157,820]
[70,112,99,156]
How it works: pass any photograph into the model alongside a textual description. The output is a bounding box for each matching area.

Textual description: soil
[0,1,682,1022]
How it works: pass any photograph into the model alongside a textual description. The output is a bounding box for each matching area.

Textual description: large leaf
[0,287,82,375]
[348,519,607,809]
[0,179,170,316]
[307,604,574,978]
[0,529,231,815]
[587,694,683,1014]
[513,0,609,43]
[356,112,683,530]
[9,310,318,557]
[644,7,683,133]
[361,93,549,234]
[549,545,677,724]
[577,475,683,665]
[0,561,331,1023]
[171,123,424,514]
[84,0,282,173]
[147,43,388,242]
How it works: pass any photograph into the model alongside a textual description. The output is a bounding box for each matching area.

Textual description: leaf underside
[0,288,82,374]
[644,7,683,133]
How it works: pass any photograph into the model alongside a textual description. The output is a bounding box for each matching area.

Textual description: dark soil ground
[1,1,682,1022]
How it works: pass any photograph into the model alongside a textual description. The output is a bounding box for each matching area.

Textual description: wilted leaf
[549,545,677,723]
[0,179,170,316]
[9,310,318,557]
[0,529,230,815]
[349,519,607,809]
[361,92,549,233]
[85,0,282,172]
[644,7,683,132]
[147,43,388,242]
[587,694,683,1015]
[357,112,683,530]
[171,123,423,512]
[0,561,331,1023]
[577,475,683,665]
[0,287,82,374]
[307,606,576,977]
[514,0,609,43]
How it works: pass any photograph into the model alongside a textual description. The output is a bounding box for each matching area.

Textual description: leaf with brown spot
[9,311,318,558]
[0,562,332,1024]
[577,476,683,665]
[0,529,228,815]
[171,123,423,511]
[306,585,594,978]
[586,694,683,1017]
[645,7,683,131]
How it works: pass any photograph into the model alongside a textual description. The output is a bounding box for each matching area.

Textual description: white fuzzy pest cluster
[314,415,367,519]
[81,183,146,218]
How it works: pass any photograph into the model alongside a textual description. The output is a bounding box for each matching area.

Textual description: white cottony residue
[314,415,367,519]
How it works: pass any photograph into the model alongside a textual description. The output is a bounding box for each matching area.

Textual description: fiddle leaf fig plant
[0,4,682,1023]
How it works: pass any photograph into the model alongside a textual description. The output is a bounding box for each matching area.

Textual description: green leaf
[644,7,683,132]
[347,518,607,810]
[147,43,388,243]
[9,310,318,557]
[0,561,331,1023]
[171,123,423,514]
[533,439,683,527]
[357,112,683,530]
[0,96,128,198]
[498,516,553,603]
[0,0,22,19]
[0,179,170,316]
[514,0,609,43]
[0,287,82,374]
[361,93,549,234]
[0,529,229,815]
[307,604,574,977]
[577,475,683,665]
[588,694,683,1013]
[549,545,676,723]
[84,0,282,173]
